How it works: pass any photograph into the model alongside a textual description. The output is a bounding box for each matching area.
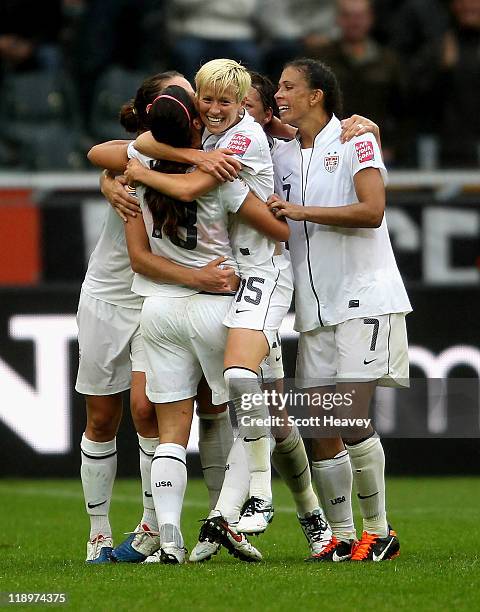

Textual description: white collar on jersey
[295,114,341,149]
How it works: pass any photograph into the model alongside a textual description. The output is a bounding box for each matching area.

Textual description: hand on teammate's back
[195,149,242,182]
[101,172,141,222]
[193,256,237,293]
[124,158,147,185]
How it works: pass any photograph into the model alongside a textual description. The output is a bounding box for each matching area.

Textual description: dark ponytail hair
[285,58,343,118]
[143,85,198,239]
[119,70,186,134]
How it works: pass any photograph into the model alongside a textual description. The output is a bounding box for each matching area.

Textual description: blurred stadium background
[0,0,479,479]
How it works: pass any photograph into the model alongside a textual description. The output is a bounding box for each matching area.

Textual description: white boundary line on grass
[0,483,451,515]
[0,484,296,513]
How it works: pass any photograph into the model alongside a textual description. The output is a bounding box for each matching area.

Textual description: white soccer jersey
[202,111,277,275]
[127,143,244,297]
[81,201,143,310]
[272,115,411,331]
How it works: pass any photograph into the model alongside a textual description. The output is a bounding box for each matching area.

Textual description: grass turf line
[1,477,479,612]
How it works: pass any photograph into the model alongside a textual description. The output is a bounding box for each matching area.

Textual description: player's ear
[311,88,324,107]
[192,117,203,131]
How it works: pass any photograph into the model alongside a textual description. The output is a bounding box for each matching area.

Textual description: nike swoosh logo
[87,500,107,509]
[144,491,152,498]
[332,550,351,562]
[235,309,251,313]
[363,358,377,365]
[372,537,395,561]
[226,525,243,542]
[244,435,266,442]
[275,356,281,362]
[357,492,378,500]
[282,173,292,182]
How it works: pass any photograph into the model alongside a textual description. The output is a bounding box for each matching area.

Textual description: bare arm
[135,131,242,181]
[238,191,290,242]
[124,213,237,292]
[267,167,385,229]
[265,116,297,140]
[124,158,220,202]
[100,170,141,221]
[88,141,130,172]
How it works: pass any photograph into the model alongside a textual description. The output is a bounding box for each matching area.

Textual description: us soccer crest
[324,153,339,173]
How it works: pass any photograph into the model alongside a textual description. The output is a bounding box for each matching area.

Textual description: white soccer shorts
[140,293,232,405]
[224,262,293,340]
[296,313,409,388]
[75,290,145,396]
[223,260,292,382]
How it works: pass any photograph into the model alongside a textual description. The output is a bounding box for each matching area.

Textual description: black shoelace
[301,514,329,542]
[241,497,267,517]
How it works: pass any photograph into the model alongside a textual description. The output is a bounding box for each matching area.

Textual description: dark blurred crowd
[0,0,479,170]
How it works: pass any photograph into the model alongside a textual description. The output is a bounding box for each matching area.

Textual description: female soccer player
[129,59,294,535]
[123,84,289,563]
[79,71,238,564]
[267,58,411,562]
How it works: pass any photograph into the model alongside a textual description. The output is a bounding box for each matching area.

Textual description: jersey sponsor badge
[324,154,339,173]
[355,141,375,163]
[227,133,252,157]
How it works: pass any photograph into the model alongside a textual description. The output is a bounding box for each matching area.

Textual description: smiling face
[275,66,317,127]
[245,86,272,127]
[197,84,244,134]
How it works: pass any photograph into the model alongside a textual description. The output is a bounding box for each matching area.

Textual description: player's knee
[86,412,118,440]
[130,395,155,428]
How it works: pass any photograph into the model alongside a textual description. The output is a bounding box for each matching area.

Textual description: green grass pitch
[1,477,479,611]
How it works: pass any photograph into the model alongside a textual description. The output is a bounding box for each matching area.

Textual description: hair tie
[147,94,191,123]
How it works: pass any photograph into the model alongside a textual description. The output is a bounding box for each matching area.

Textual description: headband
[147,94,191,123]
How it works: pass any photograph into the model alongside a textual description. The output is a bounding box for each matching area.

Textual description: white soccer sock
[224,367,272,501]
[138,434,159,530]
[312,450,356,542]
[214,437,250,525]
[272,425,319,517]
[80,433,116,540]
[151,443,187,535]
[198,408,234,511]
[346,435,388,537]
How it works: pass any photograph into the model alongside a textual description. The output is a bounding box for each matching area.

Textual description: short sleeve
[127,142,153,168]
[219,177,250,214]
[223,130,271,176]
[349,133,388,186]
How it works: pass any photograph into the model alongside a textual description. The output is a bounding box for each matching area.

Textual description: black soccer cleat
[350,525,400,561]
[201,515,262,562]
[305,536,354,562]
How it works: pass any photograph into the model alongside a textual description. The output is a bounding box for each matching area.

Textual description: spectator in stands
[372,0,449,167]
[372,0,449,48]
[69,0,165,129]
[166,0,262,82]
[310,0,407,164]
[257,0,337,83]
[0,0,64,77]
[296,0,338,55]
[435,0,480,166]
[256,0,305,83]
